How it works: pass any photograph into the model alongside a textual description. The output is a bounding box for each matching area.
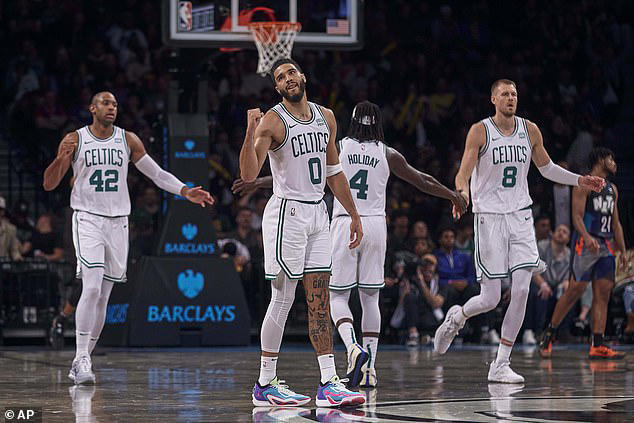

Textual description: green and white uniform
[331,137,389,290]
[71,125,130,282]
[262,102,332,280]
[471,116,539,281]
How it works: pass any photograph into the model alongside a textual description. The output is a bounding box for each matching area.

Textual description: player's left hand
[578,175,605,192]
[183,186,214,208]
[451,191,468,220]
[231,178,259,196]
[349,215,363,249]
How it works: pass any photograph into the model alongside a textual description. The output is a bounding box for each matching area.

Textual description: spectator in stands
[20,213,63,261]
[401,254,446,346]
[534,215,552,242]
[0,196,23,261]
[524,224,571,343]
[623,284,634,344]
[226,207,262,263]
[455,216,474,256]
[388,211,410,254]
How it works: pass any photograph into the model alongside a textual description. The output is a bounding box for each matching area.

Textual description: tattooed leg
[303,272,333,355]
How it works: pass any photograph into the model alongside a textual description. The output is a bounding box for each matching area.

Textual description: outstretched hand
[451,191,469,220]
[578,175,605,192]
[183,186,214,208]
[231,178,259,196]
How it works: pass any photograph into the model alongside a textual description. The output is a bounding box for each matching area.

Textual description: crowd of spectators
[1,0,633,341]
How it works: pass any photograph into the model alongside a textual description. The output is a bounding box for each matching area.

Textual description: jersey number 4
[349,169,369,200]
[89,169,119,192]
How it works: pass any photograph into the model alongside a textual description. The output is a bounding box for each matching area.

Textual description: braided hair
[347,101,384,144]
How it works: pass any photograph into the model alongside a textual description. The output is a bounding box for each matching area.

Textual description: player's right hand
[451,190,468,220]
[58,135,77,158]
[349,215,363,249]
[246,108,264,130]
[586,235,600,253]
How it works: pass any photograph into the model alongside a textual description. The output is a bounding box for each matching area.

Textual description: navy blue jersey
[583,182,615,239]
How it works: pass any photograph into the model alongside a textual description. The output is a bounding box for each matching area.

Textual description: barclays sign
[175,139,206,159]
[163,223,216,255]
[146,269,236,323]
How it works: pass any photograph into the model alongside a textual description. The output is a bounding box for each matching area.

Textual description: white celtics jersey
[71,125,131,216]
[268,102,330,202]
[471,116,533,214]
[333,137,389,217]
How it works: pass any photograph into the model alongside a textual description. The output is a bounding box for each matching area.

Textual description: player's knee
[513,283,531,301]
[81,286,101,302]
[480,291,501,311]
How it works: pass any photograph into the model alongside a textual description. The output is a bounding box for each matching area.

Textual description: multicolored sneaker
[316,376,366,407]
[588,345,626,360]
[252,377,311,407]
[345,343,368,388]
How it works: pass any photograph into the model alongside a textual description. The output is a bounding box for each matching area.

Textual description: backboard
[163,0,363,49]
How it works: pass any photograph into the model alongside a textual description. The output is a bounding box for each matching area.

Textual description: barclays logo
[178,269,204,299]
[175,139,206,159]
[182,223,198,240]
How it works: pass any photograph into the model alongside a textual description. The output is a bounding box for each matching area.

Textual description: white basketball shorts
[72,210,129,283]
[474,207,539,281]
[330,215,386,290]
[262,196,331,280]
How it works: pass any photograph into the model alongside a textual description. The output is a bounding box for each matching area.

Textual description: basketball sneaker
[433,305,465,354]
[315,407,367,422]
[359,367,377,388]
[316,376,366,407]
[588,345,625,360]
[71,355,96,385]
[68,384,96,419]
[538,328,555,358]
[345,343,368,388]
[488,360,524,384]
[252,377,311,407]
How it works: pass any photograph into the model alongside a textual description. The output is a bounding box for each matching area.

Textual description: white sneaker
[433,305,466,354]
[488,360,524,384]
[522,329,537,345]
[73,355,96,385]
[359,367,377,388]
[345,343,369,388]
[482,329,501,344]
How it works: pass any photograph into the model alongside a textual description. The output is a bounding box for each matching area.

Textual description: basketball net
[248,22,301,76]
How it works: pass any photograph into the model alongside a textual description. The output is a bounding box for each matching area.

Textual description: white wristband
[326,163,343,177]
[538,160,580,186]
[135,154,186,196]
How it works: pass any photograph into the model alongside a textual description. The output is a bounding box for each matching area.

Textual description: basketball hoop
[248,22,301,76]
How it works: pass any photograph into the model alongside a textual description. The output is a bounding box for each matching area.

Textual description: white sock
[317,354,336,384]
[88,337,99,355]
[258,356,278,386]
[496,343,513,364]
[337,322,356,354]
[75,331,91,358]
[363,336,378,369]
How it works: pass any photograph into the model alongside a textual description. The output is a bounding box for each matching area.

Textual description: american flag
[327,19,349,35]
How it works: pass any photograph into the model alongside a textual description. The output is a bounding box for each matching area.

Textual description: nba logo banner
[178,1,193,31]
